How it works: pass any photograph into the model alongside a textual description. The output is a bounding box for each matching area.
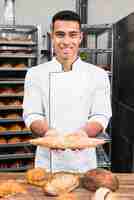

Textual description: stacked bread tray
[0,25,41,172]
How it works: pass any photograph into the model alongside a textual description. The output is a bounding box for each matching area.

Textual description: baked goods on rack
[0,101,5,106]
[7,99,22,106]
[43,172,79,196]
[26,167,49,187]
[22,126,30,131]
[8,137,21,144]
[30,130,106,149]
[0,126,7,132]
[5,113,21,119]
[0,179,27,197]
[0,137,7,144]
[0,63,13,68]
[8,124,22,131]
[14,63,26,68]
[0,87,14,95]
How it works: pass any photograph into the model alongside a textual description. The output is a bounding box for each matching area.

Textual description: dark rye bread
[82,168,119,192]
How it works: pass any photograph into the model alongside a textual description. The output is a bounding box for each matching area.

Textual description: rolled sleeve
[23,69,45,128]
[88,71,112,130]
[23,113,45,128]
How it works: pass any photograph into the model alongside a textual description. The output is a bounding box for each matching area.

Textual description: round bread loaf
[26,167,49,187]
[82,168,119,192]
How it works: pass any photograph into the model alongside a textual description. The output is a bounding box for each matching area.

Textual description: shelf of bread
[0,112,23,121]
[0,153,35,160]
[0,162,34,172]
[0,63,28,70]
[0,99,22,108]
[0,142,33,148]
[0,24,41,171]
[0,130,31,136]
[0,122,30,131]
[0,106,22,110]
[0,86,24,96]
[0,53,36,58]
[0,41,36,45]
[0,93,23,97]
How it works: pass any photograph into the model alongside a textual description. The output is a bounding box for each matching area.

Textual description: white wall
[15,0,76,34]
[0,0,5,24]
[88,0,134,25]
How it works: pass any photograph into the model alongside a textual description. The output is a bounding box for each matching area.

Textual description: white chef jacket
[23,57,112,173]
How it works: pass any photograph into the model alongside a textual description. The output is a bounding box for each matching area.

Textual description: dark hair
[51,10,81,30]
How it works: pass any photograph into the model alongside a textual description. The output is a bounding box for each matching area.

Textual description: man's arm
[83,71,112,137]
[23,69,48,137]
[81,121,104,137]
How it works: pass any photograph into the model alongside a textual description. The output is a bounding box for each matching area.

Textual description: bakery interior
[0,0,134,199]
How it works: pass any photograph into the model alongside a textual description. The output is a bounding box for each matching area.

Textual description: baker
[23,10,111,173]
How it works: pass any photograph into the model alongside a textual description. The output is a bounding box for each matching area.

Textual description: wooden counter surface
[0,173,133,199]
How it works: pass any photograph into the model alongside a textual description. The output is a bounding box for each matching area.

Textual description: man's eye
[70,33,80,38]
[56,33,64,38]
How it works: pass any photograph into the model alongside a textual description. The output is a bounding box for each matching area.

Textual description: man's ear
[49,32,53,40]
[80,32,83,43]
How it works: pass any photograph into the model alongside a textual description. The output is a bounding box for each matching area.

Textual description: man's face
[51,20,83,63]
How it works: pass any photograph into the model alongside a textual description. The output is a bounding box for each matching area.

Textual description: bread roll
[0,64,12,68]
[7,100,22,106]
[26,167,49,187]
[0,101,5,106]
[0,137,7,144]
[8,137,21,144]
[14,63,26,68]
[9,124,22,131]
[0,126,7,132]
[6,113,21,119]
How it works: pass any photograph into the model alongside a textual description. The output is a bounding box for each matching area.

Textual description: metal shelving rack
[80,24,113,169]
[0,24,41,172]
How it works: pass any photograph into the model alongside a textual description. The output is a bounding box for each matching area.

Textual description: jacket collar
[52,57,82,71]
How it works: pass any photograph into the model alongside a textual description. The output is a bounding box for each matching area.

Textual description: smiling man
[23,10,111,173]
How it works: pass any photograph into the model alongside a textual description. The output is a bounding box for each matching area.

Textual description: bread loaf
[43,172,79,196]
[0,180,27,197]
[82,168,119,192]
[26,167,49,187]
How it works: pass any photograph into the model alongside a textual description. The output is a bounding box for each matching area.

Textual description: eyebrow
[55,30,80,34]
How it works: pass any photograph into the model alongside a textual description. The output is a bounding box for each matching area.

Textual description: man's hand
[81,121,104,137]
[30,119,49,137]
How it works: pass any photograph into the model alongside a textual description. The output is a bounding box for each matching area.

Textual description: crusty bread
[43,172,79,196]
[82,168,119,192]
[30,130,106,149]
[26,167,49,187]
[0,180,27,197]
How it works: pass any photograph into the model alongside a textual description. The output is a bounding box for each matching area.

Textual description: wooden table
[0,173,133,199]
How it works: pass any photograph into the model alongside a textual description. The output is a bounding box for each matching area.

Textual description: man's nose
[62,35,71,44]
